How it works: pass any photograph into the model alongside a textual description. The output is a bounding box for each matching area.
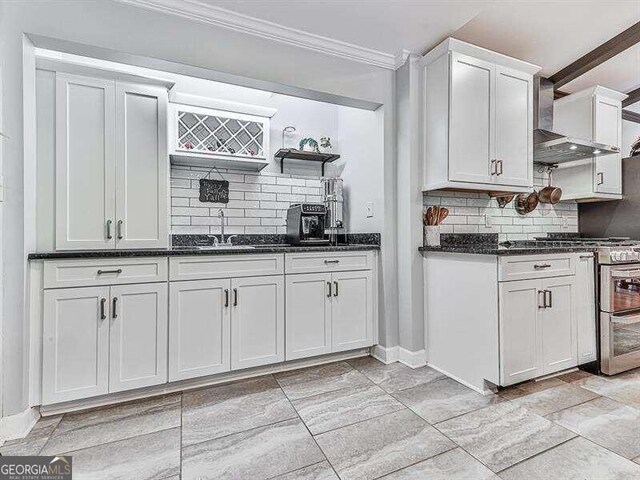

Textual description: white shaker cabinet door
[55,73,116,250]
[169,279,231,381]
[449,52,494,184]
[540,276,578,374]
[494,66,532,187]
[593,96,622,194]
[42,286,110,404]
[499,279,542,386]
[285,273,332,360]
[331,270,374,352]
[576,255,597,364]
[115,83,168,249]
[109,283,168,393]
[231,275,285,370]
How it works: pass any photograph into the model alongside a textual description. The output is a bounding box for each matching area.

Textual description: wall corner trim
[371,345,399,364]
[398,347,427,368]
[0,407,40,442]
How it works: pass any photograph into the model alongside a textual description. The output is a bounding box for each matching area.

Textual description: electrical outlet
[561,215,568,228]
[366,201,374,218]
[485,214,492,227]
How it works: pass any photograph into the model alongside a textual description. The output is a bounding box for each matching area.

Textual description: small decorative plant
[320,136,332,152]
[299,137,320,153]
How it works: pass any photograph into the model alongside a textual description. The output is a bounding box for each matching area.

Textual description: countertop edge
[418,246,598,256]
[28,244,380,260]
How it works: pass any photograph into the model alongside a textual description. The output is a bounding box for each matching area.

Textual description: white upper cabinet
[55,73,168,250]
[422,38,539,193]
[56,74,116,250]
[553,86,627,202]
[115,83,168,249]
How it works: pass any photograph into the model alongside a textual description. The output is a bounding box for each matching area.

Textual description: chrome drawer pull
[106,220,113,240]
[324,260,340,264]
[538,290,546,309]
[97,269,122,275]
[534,264,552,269]
[100,298,107,320]
[327,282,332,298]
[544,290,552,308]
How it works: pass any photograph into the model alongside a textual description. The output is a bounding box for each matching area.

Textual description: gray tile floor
[2,358,640,479]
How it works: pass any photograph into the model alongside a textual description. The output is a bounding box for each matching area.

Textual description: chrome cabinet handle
[534,264,551,270]
[233,288,238,306]
[333,281,339,297]
[580,254,593,259]
[106,220,113,240]
[224,289,229,308]
[112,297,118,319]
[324,260,340,264]
[490,159,497,176]
[538,290,546,309]
[97,269,122,275]
[117,220,123,240]
[497,160,504,176]
[597,172,604,185]
[327,282,332,298]
[100,298,107,320]
[544,290,552,308]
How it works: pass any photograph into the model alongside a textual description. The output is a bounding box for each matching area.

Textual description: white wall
[0,0,398,417]
[622,119,640,158]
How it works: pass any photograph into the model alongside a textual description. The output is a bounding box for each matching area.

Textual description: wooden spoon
[425,207,433,226]
[438,207,449,225]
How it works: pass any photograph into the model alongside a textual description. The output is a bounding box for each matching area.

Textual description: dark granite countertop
[28,244,379,260]
[418,233,597,256]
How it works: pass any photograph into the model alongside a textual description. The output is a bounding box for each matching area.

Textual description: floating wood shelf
[274,148,340,176]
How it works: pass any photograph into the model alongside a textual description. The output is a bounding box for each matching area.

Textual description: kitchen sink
[173,245,256,251]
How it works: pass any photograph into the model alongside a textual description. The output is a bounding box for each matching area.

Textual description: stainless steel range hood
[533,77,620,164]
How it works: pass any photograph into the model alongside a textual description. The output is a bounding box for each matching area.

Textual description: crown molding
[116,0,399,70]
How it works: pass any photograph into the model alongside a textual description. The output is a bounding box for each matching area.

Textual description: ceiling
[203,0,640,99]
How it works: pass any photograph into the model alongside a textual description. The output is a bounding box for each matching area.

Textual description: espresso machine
[322,177,344,245]
[286,203,330,245]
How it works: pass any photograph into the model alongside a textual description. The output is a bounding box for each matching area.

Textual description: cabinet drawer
[285,251,374,274]
[499,254,575,282]
[44,258,168,289]
[170,254,284,281]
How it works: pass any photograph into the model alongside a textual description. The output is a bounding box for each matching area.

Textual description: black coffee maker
[286,203,330,245]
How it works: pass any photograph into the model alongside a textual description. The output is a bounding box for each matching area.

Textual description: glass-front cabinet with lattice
[170,104,270,171]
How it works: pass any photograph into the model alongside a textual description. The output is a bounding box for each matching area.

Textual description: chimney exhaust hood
[533,77,620,164]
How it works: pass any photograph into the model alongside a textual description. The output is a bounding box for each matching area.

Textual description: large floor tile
[393,377,503,424]
[181,418,324,480]
[292,384,404,434]
[64,427,181,480]
[436,402,576,472]
[315,409,455,480]
[510,383,600,416]
[0,415,62,456]
[41,394,181,455]
[379,448,499,479]
[182,375,296,446]
[497,377,566,401]
[547,396,640,459]
[555,369,595,383]
[348,355,445,393]
[499,437,640,480]
[577,374,640,409]
[270,461,339,480]
[275,362,371,400]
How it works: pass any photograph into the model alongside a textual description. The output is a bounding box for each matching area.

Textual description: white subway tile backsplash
[170,166,327,235]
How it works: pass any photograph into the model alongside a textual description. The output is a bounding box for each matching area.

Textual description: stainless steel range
[597,242,640,375]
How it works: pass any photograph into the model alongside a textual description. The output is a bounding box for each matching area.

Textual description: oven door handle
[610,269,640,279]
[610,313,640,325]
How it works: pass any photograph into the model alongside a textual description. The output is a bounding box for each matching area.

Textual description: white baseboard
[398,348,427,368]
[371,345,399,364]
[0,407,40,442]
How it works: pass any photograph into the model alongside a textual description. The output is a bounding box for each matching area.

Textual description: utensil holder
[424,226,440,247]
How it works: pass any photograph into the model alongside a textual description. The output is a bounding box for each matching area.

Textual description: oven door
[601,265,640,313]
[600,311,640,375]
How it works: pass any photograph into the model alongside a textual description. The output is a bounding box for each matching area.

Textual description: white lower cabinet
[109,283,168,393]
[286,270,374,360]
[231,276,285,370]
[500,275,577,386]
[169,279,230,381]
[43,287,110,404]
[576,255,597,364]
[286,273,332,360]
[43,283,167,404]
